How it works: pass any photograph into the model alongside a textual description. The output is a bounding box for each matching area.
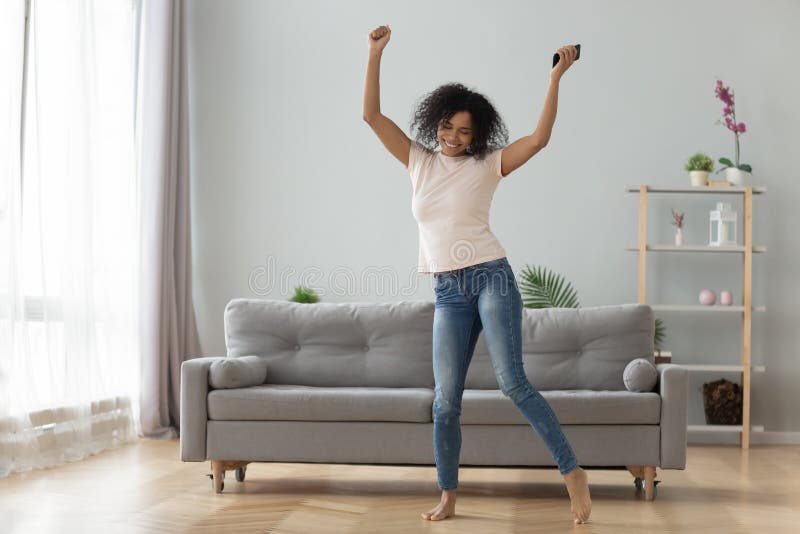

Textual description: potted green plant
[685,152,714,186]
[289,285,320,303]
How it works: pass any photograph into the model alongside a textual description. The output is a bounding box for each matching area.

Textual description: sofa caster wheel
[235,466,246,482]
[634,477,659,498]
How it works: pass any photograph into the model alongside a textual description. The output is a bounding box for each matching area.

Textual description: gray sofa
[180,298,687,500]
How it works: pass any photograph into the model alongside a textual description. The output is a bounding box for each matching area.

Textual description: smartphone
[553,44,581,67]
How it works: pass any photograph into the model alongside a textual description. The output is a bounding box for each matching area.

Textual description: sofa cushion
[224,299,435,388]
[209,355,268,389]
[465,304,655,391]
[623,358,658,392]
[207,385,434,423]
[460,389,661,425]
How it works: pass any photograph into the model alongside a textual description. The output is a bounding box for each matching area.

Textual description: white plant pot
[675,228,683,246]
[725,167,749,185]
[689,170,709,186]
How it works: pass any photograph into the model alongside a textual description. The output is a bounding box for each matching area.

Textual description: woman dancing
[362,24,591,525]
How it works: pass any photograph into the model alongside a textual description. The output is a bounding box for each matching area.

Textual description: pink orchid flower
[715,79,750,173]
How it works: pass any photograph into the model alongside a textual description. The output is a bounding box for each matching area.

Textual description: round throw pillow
[623,358,658,392]
[209,355,268,389]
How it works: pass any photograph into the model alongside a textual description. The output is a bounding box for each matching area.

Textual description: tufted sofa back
[465,303,654,390]
[223,299,653,391]
[224,299,435,388]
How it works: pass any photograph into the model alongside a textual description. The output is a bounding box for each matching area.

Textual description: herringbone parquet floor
[2,439,799,533]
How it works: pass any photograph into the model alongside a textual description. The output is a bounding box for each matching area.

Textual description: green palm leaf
[518,265,580,309]
[654,318,665,349]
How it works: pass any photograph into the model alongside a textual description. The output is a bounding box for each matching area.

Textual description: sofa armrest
[656,363,688,469]
[180,356,225,461]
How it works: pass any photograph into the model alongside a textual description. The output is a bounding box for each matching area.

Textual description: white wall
[186,0,800,434]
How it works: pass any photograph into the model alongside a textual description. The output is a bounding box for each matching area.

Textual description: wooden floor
[1,439,799,533]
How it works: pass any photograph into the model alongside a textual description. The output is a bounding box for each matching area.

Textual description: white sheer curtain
[0,0,140,477]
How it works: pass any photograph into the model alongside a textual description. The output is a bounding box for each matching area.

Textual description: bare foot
[563,466,592,524]
[420,489,457,521]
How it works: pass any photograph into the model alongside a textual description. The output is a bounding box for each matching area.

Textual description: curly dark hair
[409,83,509,161]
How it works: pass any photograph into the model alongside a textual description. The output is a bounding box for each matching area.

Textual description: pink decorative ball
[720,290,733,306]
[699,289,717,305]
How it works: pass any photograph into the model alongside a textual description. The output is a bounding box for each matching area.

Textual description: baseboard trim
[688,430,800,445]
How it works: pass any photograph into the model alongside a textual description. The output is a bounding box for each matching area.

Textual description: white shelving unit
[627,184,765,449]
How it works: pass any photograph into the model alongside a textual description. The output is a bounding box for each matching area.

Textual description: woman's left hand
[551,45,578,81]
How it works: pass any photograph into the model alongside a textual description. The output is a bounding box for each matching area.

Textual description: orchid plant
[714,79,752,174]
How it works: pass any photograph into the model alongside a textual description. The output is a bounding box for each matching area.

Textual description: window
[1,0,141,475]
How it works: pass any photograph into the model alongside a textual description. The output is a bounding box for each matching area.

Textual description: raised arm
[362,25,411,168]
[500,45,578,177]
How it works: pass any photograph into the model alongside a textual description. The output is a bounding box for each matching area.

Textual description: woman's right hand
[367,25,391,53]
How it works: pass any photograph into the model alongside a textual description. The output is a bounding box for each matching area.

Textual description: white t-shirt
[406,141,507,274]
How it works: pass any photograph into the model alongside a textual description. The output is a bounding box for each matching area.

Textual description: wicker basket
[702,378,743,425]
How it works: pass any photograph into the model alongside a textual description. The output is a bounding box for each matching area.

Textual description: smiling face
[437,111,474,157]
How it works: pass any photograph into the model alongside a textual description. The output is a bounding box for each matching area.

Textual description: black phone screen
[553,44,581,67]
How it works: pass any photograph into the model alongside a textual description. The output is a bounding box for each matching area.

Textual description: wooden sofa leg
[627,465,644,479]
[627,465,658,500]
[210,460,251,494]
[644,466,657,501]
[211,460,224,494]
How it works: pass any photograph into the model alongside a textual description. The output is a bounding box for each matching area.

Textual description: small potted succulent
[671,209,685,246]
[289,285,320,303]
[685,152,714,186]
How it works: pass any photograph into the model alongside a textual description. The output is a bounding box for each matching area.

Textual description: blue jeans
[432,257,578,490]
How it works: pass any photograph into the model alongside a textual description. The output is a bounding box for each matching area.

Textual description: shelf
[651,350,765,372]
[687,425,765,433]
[630,182,761,449]
[649,304,766,313]
[626,185,767,194]
[625,244,766,253]
[681,364,766,373]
